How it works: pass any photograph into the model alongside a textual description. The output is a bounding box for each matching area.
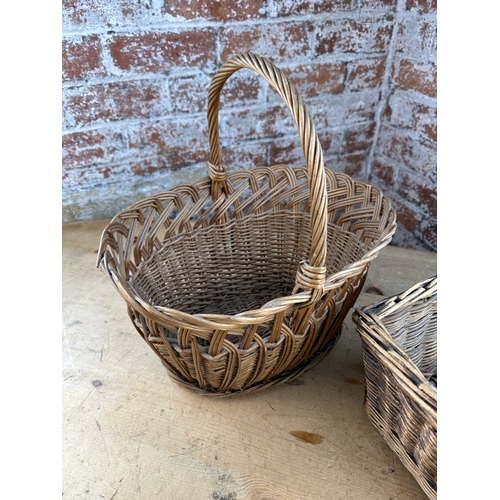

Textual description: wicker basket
[97,53,397,396]
[352,276,437,499]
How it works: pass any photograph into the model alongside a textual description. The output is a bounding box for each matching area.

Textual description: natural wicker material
[97,53,397,396]
[352,276,437,499]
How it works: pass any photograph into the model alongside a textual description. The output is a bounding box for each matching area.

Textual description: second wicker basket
[352,276,437,499]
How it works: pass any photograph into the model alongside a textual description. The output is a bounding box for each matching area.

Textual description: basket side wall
[359,329,437,499]
[62,0,436,251]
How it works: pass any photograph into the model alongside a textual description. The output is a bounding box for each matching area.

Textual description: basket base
[162,325,343,397]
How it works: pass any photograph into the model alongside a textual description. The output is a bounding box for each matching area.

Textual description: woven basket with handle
[352,276,437,499]
[97,53,397,396]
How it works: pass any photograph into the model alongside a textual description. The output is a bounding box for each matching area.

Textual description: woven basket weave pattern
[132,211,368,315]
[352,277,437,499]
[98,53,397,395]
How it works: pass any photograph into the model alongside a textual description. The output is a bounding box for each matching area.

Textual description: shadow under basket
[352,276,437,499]
[97,53,397,396]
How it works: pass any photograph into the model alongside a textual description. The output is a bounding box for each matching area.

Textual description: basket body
[352,277,437,499]
[97,53,397,396]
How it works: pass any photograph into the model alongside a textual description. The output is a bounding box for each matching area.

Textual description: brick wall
[62,0,437,251]
[369,0,437,250]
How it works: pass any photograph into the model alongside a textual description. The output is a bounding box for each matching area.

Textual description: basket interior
[131,210,367,316]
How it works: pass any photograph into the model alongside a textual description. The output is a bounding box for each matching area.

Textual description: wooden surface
[62,219,437,500]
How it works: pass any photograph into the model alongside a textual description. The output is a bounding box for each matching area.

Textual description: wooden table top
[63,219,437,500]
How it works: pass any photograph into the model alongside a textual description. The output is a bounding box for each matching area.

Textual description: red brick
[284,62,345,98]
[395,19,435,61]
[63,1,158,28]
[269,129,343,166]
[62,35,105,81]
[128,117,209,158]
[342,122,376,154]
[63,162,131,189]
[383,92,419,128]
[170,71,260,114]
[169,73,210,114]
[270,0,353,16]
[396,169,436,216]
[394,59,436,98]
[62,0,104,26]
[420,217,437,250]
[406,0,437,13]
[130,150,208,175]
[371,159,395,188]
[343,93,379,125]
[307,91,379,129]
[63,130,103,170]
[329,153,365,178]
[130,156,171,176]
[108,30,216,73]
[390,195,420,232]
[390,226,428,251]
[316,18,393,55]
[64,80,168,128]
[414,105,437,142]
[131,140,269,175]
[219,105,295,143]
[377,126,436,177]
[220,71,261,106]
[319,129,344,158]
[347,58,386,91]
[221,142,268,172]
[162,0,265,21]
[62,128,127,172]
[269,136,304,166]
[220,23,312,63]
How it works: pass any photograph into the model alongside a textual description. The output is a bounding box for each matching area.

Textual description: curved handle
[207,53,328,302]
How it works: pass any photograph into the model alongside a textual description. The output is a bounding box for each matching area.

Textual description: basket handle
[207,53,329,305]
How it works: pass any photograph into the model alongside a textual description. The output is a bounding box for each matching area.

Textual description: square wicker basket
[352,276,437,499]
